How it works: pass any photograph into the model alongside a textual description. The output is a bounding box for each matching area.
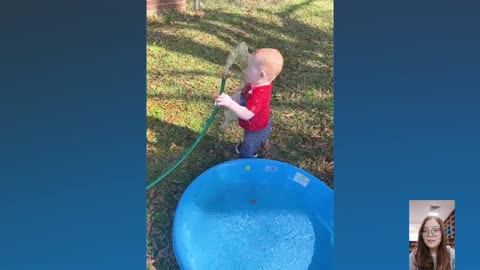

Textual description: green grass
[147,1,333,269]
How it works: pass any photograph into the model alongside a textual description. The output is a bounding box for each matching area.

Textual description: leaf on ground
[169,143,179,151]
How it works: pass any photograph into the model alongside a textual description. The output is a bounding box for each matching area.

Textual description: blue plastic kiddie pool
[173,159,333,270]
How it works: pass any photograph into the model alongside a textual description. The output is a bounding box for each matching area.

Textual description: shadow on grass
[147,116,238,270]
[147,0,333,94]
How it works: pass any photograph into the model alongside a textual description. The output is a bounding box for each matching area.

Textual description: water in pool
[179,178,333,270]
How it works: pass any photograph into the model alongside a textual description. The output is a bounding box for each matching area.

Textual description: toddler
[216,48,284,158]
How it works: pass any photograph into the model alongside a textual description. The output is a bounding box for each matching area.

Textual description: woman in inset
[409,216,455,270]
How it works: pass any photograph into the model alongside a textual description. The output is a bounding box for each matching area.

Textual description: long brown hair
[414,216,451,270]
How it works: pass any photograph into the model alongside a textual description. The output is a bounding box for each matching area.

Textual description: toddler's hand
[215,93,234,108]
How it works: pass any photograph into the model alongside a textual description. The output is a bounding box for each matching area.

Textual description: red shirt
[238,83,272,131]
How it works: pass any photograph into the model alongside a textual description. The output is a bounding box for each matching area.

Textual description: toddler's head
[245,48,283,86]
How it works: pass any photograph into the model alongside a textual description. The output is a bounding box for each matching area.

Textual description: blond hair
[252,48,284,81]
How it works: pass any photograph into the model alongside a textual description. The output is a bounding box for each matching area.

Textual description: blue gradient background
[335,0,479,269]
[0,1,146,269]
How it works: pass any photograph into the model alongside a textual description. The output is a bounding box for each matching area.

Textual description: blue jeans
[238,121,272,158]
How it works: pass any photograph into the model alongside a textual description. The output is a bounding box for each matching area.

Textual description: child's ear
[260,70,267,79]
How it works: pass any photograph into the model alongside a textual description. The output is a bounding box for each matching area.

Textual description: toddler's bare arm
[216,93,254,120]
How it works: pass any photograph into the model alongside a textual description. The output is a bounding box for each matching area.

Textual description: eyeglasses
[421,227,442,237]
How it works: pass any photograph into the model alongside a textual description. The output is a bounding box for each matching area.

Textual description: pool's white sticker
[293,172,310,188]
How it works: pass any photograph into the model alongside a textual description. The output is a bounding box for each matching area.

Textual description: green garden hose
[146,77,227,190]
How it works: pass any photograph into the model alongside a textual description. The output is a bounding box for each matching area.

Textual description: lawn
[146,0,333,269]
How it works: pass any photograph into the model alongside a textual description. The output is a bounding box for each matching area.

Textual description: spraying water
[221,42,251,130]
[222,42,250,78]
